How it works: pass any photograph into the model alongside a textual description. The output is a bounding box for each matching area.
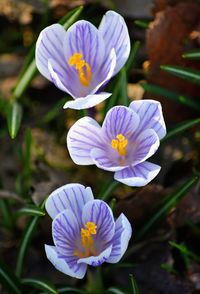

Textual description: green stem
[99,181,119,201]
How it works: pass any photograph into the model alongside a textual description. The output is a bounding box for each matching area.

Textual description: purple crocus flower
[67,100,166,186]
[35,11,130,110]
[45,183,132,279]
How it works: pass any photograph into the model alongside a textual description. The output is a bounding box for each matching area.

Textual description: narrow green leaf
[0,261,22,294]
[136,176,198,240]
[43,97,67,123]
[119,68,128,106]
[7,102,23,139]
[15,200,46,277]
[99,181,119,201]
[126,41,141,74]
[161,118,200,142]
[182,50,200,59]
[21,278,57,294]
[129,274,140,294]
[58,287,85,293]
[141,83,200,111]
[0,199,13,229]
[16,205,45,217]
[106,288,126,294]
[59,6,83,29]
[169,241,200,262]
[134,20,150,29]
[161,65,200,85]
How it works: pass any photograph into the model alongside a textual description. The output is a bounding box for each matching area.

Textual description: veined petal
[99,10,130,75]
[114,161,161,186]
[77,245,112,266]
[129,100,166,140]
[36,24,66,81]
[52,209,80,255]
[102,106,140,141]
[45,183,94,221]
[131,129,160,166]
[45,245,87,279]
[82,200,115,244]
[67,116,103,165]
[107,213,132,263]
[90,147,127,171]
[63,92,112,110]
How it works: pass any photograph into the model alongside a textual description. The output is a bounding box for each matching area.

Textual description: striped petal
[35,24,66,81]
[129,100,166,140]
[114,161,161,186]
[107,213,132,263]
[45,183,94,222]
[99,10,130,75]
[67,116,103,165]
[78,245,112,266]
[45,245,87,279]
[102,106,140,141]
[52,209,79,255]
[131,129,160,166]
[82,200,115,244]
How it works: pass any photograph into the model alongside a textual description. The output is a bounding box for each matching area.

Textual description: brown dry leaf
[146,1,200,122]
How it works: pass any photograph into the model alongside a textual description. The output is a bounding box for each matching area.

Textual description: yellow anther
[68,52,92,87]
[111,134,128,156]
[85,222,97,235]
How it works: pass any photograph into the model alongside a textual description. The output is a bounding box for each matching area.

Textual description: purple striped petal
[35,24,66,81]
[82,200,115,244]
[45,183,94,221]
[52,209,79,255]
[78,245,112,266]
[129,100,166,140]
[90,147,127,171]
[45,245,87,279]
[67,116,103,165]
[114,161,161,186]
[131,129,160,166]
[102,106,140,141]
[107,213,132,263]
[99,10,130,75]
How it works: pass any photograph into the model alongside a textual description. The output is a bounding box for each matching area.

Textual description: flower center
[74,221,97,258]
[68,53,92,87]
[111,134,128,156]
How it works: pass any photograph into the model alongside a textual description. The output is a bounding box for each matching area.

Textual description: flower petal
[45,183,94,220]
[114,161,161,186]
[67,116,103,165]
[102,106,140,141]
[99,10,130,75]
[107,213,132,263]
[77,245,112,266]
[90,147,127,171]
[63,92,112,110]
[52,209,80,255]
[129,100,166,140]
[131,129,160,166]
[35,24,66,81]
[82,200,115,244]
[45,245,87,279]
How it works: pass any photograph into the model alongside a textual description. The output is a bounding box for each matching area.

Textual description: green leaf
[169,241,200,263]
[0,199,13,229]
[58,287,85,293]
[160,65,200,85]
[7,102,23,139]
[99,181,119,201]
[21,278,57,294]
[182,49,200,59]
[141,83,200,111]
[134,20,150,29]
[16,205,45,217]
[161,117,200,142]
[106,288,126,294]
[119,68,128,106]
[15,200,46,277]
[126,41,141,75]
[0,261,22,294]
[129,274,140,294]
[59,6,83,29]
[43,97,67,123]
[136,176,198,240]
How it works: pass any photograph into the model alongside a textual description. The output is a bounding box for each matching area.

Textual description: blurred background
[1,0,200,293]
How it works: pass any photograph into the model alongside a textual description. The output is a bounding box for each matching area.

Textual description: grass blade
[58,287,85,293]
[129,274,140,294]
[106,288,126,294]
[7,102,23,139]
[141,83,200,111]
[169,241,200,262]
[16,205,45,217]
[126,41,141,75]
[161,117,200,142]
[161,65,200,85]
[59,6,83,29]
[0,261,22,294]
[182,50,200,59]
[21,278,57,294]
[99,181,119,201]
[134,20,150,29]
[119,68,128,106]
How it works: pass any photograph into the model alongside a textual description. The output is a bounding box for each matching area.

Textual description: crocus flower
[67,100,166,186]
[35,10,130,110]
[45,183,132,279]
